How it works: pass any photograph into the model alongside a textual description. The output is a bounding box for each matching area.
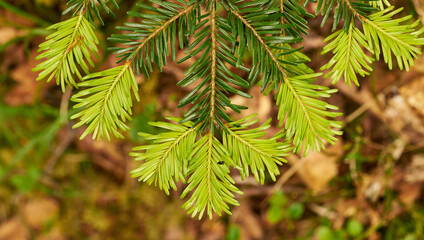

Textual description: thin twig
[269,155,306,195]
[43,86,73,175]
[260,155,308,207]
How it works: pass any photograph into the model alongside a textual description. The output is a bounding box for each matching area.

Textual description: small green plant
[316,218,364,240]
[346,219,363,237]
[266,191,305,224]
[33,0,424,219]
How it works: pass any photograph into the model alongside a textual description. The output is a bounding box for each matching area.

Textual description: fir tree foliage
[131,118,197,195]
[181,133,242,219]
[370,0,391,10]
[72,0,202,140]
[33,0,118,91]
[223,114,292,184]
[34,0,424,219]
[321,22,374,86]
[108,0,200,75]
[315,0,377,30]
[275,73,342,153]
[225,0,342,154]
[363,7,424,71]
[274,0,315,37]
[63,0,119,25]
[131,115,290,219]
[320,0,424,85]
[33,15,99,92]
[71,63,139,140]
[177,1,253,132]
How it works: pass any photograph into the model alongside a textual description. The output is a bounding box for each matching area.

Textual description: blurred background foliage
[1,0,424,239]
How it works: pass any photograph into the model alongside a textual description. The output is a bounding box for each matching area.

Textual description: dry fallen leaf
[385,77,424,144]
[230,86,273,124]
[21,198,59,230]
[397,182,422,206]
[294,140,343,192]
[0,218,28,240]
[405,154,424,182]
[361,170,385,203]
[399,76,424,116]
[0,27,23,45]
[4,61,40,106]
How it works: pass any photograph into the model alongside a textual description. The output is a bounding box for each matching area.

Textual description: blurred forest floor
[1,0,424,239]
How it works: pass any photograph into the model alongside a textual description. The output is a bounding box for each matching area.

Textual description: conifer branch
[131,119,197,194]
[370,0,391,10]
[315,0,378,29]
[230,6,341,154]
[209,2,218,130]
[280,0,285,14]
[31,0,424,220]
[33,14,99,92]
[321,3,424,85]
[362,7,424,71]
[73,1,200,139]
[34,0,119,92]
[64,0,119,25]
[321,21,374,86]
[71,62,139,140]
[276,74,342,153]
[132,3,196,64]
[178,1,252,132]
[275,0,313,36]
[109,1,198,73]
[181,133,242,219]
[223,114,291,184]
